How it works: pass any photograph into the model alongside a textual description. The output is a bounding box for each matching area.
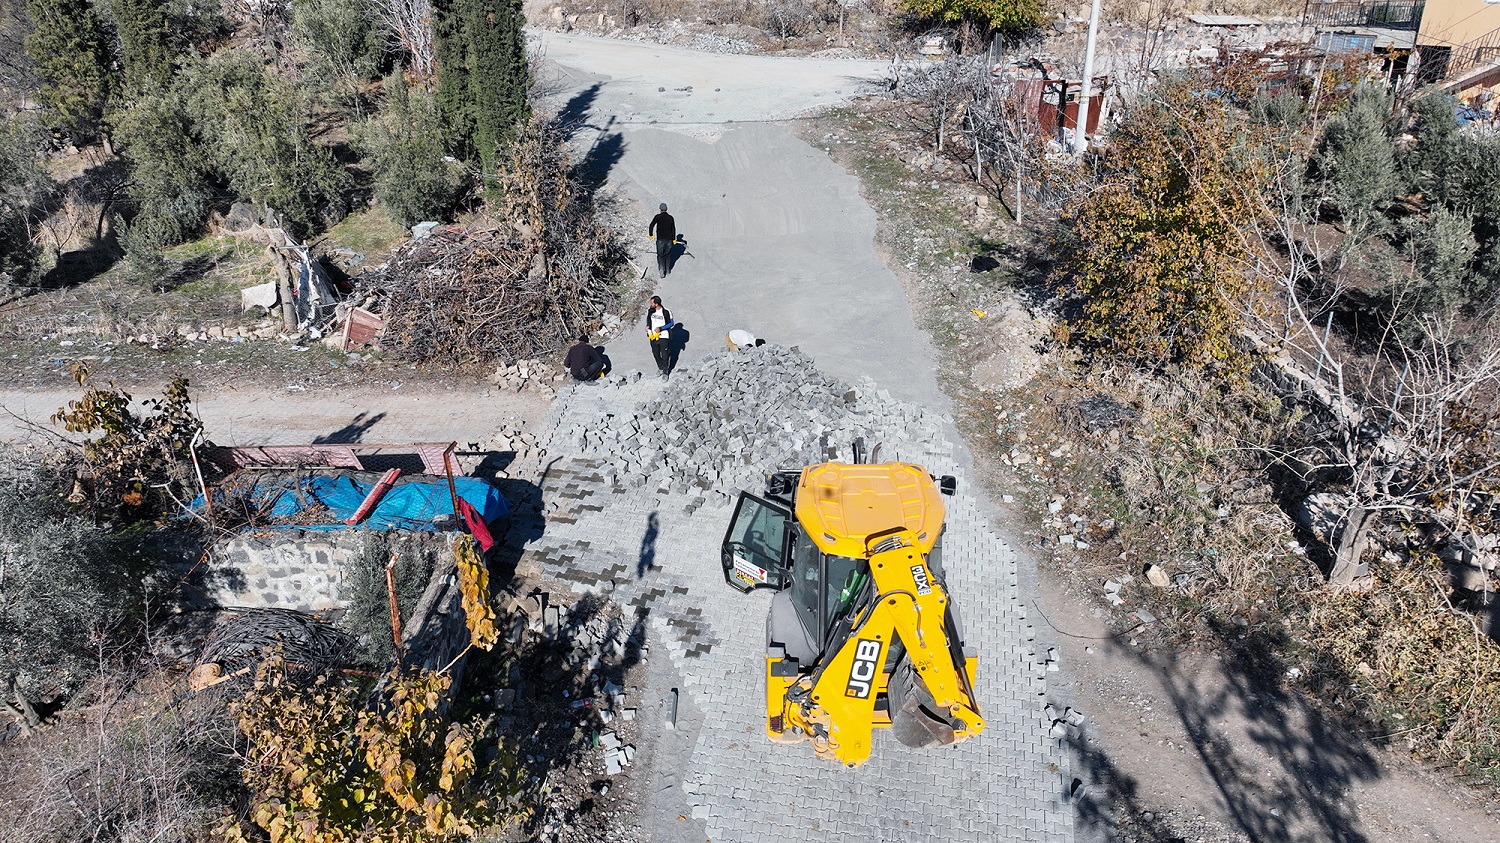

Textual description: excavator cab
[719,453,983,767]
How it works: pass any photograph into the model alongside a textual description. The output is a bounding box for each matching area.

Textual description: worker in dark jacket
[564,334,605,381]
[648,203,676,279]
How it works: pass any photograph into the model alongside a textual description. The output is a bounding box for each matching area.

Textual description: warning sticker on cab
[732,555,767,583]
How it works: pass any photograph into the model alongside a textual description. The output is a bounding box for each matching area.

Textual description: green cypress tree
[435,0,531,189]
[105,0,175,91]
[24,0,118,139]
[469,0,531,185]
[434,0,474,161]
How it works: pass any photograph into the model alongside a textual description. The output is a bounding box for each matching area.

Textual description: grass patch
[315,205,408,263]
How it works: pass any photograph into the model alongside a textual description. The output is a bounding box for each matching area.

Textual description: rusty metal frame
[206,441,458,476]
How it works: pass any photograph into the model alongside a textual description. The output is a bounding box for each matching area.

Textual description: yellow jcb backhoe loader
[719,442,984,767]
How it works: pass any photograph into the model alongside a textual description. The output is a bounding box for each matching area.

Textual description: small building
[1414,0,1500,93]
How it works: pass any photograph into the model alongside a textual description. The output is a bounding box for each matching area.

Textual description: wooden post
[386,554,403,656]
[1329,507,1372,586]
[442,444,462,523]
[271,247,297,332]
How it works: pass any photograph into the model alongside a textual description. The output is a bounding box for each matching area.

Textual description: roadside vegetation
[0,0,615,373]
[0,3,612,840]
[526,0,1044,54]
[821,42,1500,798]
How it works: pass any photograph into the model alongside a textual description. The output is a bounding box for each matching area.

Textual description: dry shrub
[362,117,624,367]
[1057,367,1305,625]
[1035,360,1500,788]
[1297,553,1500,788]
[701,0,761,24]
[0,679,238,843]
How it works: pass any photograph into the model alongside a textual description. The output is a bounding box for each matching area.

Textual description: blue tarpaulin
[192,475,508,531]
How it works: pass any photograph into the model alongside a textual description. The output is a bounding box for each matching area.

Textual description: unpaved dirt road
[0,384,551,447]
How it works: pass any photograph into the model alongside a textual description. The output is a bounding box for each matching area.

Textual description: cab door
[721,492,792,592]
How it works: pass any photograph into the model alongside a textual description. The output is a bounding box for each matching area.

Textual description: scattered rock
[1144,564,1171,588]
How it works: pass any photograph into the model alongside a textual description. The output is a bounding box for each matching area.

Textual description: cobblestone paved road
[520,370,1073,842]
[528,34,1073,843]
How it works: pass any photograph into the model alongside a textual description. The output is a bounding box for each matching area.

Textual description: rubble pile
[485,586,648,843]
[553,344,953,497]
[491,358,563,395]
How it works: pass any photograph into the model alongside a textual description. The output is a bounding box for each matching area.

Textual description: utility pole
[1074,0,1103,153]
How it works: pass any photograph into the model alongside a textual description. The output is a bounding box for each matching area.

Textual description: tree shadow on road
[554,82,604,142]
[1067,623,1380,842]
[312,411,386,444]
[573,125,626,195]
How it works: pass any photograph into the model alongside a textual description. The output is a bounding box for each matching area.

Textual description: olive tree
[0,463,144,733]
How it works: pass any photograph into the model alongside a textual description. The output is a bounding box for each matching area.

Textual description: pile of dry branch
[358,122,624,366]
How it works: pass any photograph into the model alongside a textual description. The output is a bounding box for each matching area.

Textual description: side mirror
[938,475,957,496]
[766,471,799,498]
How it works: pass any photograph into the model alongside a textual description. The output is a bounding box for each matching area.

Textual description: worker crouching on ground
[564,333,606,381]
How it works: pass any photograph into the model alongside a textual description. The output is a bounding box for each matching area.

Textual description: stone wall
[181,527,496,681]
[182,530,462,613]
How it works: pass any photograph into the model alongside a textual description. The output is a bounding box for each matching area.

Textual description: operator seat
[767,590,818,664]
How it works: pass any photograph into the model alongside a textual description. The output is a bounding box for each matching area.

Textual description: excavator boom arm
[795,530,984,766]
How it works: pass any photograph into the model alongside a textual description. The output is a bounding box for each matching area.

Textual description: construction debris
[356,126,625,367]
[549,344,955,504]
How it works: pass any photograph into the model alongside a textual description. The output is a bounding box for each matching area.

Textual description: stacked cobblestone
[549,344,954,499]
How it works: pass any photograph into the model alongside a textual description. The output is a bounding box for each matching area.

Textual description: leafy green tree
[1391,207,1481,328]
[116,49,350,259]
[1399,93,1458,202]
[900,0,1044,40]
[0,460,144,733]
[1313,85,1396,262]
[1,0,40,103]
[184,51,350,237]
[104,0,175,91]
[113,76,217,267]
[24,0,118,139]
[356,76,463,227]
[468,0,530,185]
[434,0,474,160]
[1065,78,1270,368]
[0,114,56,289]
[101,0,229,93]
[291,0,384,112]
[1440,131,1500,236]
[435,0,531,188]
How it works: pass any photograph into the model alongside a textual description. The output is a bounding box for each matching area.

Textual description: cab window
[788,525,822,637]
[825,555,869,628]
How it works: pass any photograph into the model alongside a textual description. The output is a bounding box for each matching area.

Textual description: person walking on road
[646,295,674,378]
[564,333,606,381]
[649,203,676,279]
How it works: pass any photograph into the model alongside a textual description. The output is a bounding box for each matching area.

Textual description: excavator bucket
[888,658,959,748]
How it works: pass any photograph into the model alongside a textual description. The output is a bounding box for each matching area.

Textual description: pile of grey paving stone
[551,344,953,500]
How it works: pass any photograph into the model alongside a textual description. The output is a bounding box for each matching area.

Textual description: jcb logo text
[845,638,883,698]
